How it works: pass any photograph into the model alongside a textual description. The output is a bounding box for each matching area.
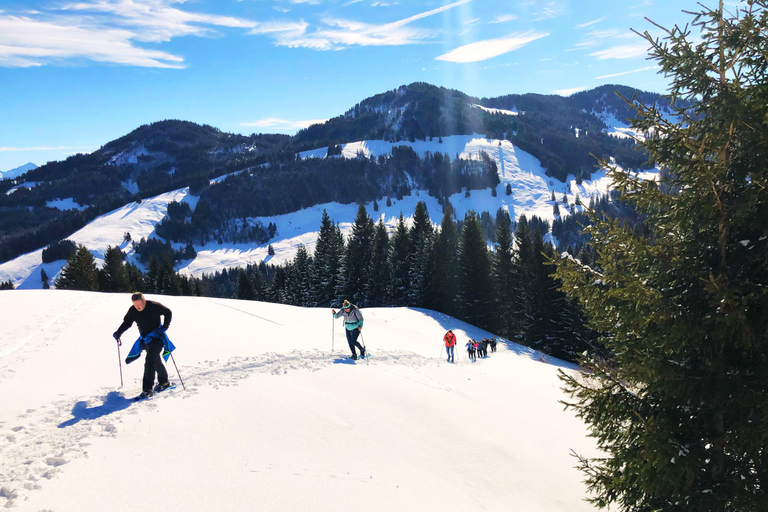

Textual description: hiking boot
[154,382,171,392]
[360,348,366,358]
[139,390,154,399]
[351,354,358,360]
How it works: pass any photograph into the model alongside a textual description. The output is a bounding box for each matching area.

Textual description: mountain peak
[0,162,38,180]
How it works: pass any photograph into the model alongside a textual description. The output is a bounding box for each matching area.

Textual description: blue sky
[0,0,710,172]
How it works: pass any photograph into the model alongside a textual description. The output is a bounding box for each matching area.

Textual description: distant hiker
[332,299,365,360]
[490,337,498,352]
[443,329,457,363]
[113,292,172,399]
[480,338,489,358]
[466,339,476,362]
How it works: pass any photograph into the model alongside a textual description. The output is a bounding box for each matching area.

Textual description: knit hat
[343,299,351,308]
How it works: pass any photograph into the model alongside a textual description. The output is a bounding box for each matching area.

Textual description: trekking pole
[439,344,444,360]
[360,331,369,364]
[116,339,124,387]
[332,311,335,353]
[169,353,186,390]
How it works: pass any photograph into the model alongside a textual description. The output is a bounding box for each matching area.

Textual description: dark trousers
[143,337,169,392]
[345,328,364,357]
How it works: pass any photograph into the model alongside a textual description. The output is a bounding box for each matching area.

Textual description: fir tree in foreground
[556,2,768,510]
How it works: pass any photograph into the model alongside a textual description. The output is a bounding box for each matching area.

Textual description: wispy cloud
[532,1,567,21]
[436,31,548,63]
[595,65,656,79]
[0,0,259,68]
[254,0,472,50]
[575,17,605,29]
[553,86,588,96]
[241,117,327,130]
[0,145,91,152]
[590,43,649,60]
[490,14,516,24]
[0,14,186,68]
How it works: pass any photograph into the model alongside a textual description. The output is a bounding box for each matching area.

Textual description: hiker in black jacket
[113,292,172,398]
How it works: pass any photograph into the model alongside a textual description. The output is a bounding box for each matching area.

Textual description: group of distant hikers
[443,329,497,363]
[112,294,496,398]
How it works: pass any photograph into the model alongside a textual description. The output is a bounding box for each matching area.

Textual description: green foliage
[99,245,131,292]
[556,2,768,510]
[42,239,78,263]
[458,211,493,329]
[55,245,98,291]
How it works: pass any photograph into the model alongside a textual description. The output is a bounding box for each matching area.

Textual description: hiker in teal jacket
[332,299,365,360]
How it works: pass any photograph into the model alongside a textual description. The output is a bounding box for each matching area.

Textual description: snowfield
[0,290,599,511]
[0,135,633,289]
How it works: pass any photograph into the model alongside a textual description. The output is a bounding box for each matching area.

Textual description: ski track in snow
[0,348,446,507]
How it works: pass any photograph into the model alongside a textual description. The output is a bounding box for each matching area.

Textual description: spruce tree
[458,211,493,329]
[236,268,256,300]
[55,245,98,291]
[99,246,130,292]
[341,204,375,305]
[285,245,312,306]
[311,210,345,307]
[428,209,461,316]
[366,219,391,306]
[556,2,768,510]
[513,216,535,340]
[492,209,516,339]
[388,213,411,307]
[408,201,434,306]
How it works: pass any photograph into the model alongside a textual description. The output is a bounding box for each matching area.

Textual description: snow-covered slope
[0,135,629,289]
[0,290,599,511]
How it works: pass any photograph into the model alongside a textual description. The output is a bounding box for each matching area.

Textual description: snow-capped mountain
[0,134,657,290]
[0,161,37,180]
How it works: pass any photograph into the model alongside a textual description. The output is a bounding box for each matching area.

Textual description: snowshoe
[154,381,173,392]
[134,390,154,401]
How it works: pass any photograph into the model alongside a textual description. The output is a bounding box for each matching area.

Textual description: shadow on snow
[58,391,133,428]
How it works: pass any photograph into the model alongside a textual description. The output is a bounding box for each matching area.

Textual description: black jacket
[115,300,172,338]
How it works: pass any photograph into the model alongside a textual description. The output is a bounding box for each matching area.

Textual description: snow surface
[0,135,636,288]
[470,104,519,116]
[5,182,40,196]
[0,290,599,511]
[45,198,89,212]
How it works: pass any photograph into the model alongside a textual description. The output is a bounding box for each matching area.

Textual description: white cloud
[552,86,588,96]
[590,43,649,60]
[0,145,91,152]
[436,31,548,63]
[241,117,327,130]
[532,1,567,21]
[0,0,260,68]
[595,65,656,79]
[0,14,186,68]
[490,14,516,24]
[62,0,258,43]
[575,17,605,29]
[257,0,471,50]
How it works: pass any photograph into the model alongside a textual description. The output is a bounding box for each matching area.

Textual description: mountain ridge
[0,82,668,264]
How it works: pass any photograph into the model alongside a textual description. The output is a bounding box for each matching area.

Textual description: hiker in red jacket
[443,329,457,363]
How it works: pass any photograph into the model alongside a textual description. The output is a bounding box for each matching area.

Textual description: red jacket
[443,331,457,347]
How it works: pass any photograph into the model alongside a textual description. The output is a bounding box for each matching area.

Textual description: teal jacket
[335,306,364,331]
